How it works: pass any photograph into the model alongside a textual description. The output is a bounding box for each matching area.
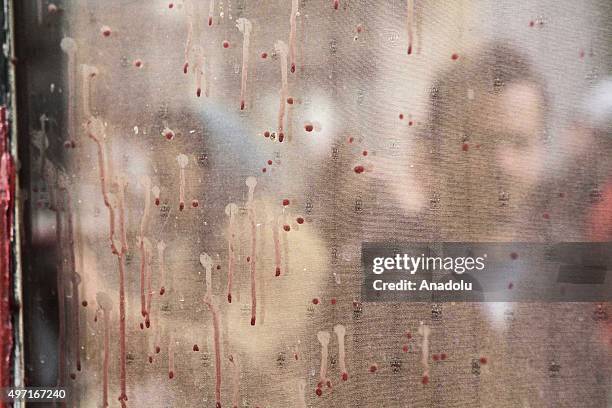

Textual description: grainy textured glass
[16,0,612,407]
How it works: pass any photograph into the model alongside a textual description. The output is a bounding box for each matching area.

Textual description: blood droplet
[451,53,459,60]
[296,217,304,224]
[261,52,268,59]
[354,165,365,174]
[283,224,291,232]
[422,375,429,385]
[101,26,112,37]
[479,357,488,365]
[312,298,319,305]
[193,344,199,352]
[223,40,230,48]
[304,123,314,132]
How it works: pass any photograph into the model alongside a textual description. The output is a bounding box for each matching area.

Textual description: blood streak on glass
[288,0,299,74]
[224,203,238,303]
[246,177,258,325]
[237,18,253,110]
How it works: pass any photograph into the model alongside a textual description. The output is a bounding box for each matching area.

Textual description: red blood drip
[139,322,144,330]
[333,0,339,10]
[275,267,281,277]
[283,224,291,232]
[315,388,322,396]
[357,25,363,33]
[312,298,319,305]
[193,344,199,352]
[432,354,440,361]
[342,372,349,381]
[267,160,273,165]
[304,123,314,132]
[330,298,337,305]
[102,28,111,37]
[287,97,294,104]
[208,16,213,26]
[155,198,160,206]
[168,3,174,8]
[222,40,230,49]
[462,143,469,151]
[369,365,377,373]
[197,88,202,97]
[362,150,368,156]
[164,130,174,140]
[282,199,290,206]
[148,356,153,363]
[399,113,404,120]
[264,131,270,138]
[402,345,409,352]
[134,60,143,68]
[278,133,284,142]
[169,371,174,379]
[155,346,161,354]
[246,256,251,263]
[422,375,429,385]
[240,100,245,110]
[529,20,535,27]
[159,286,165,295]
[479,357,488,365]
[227,293,232,303]
[348,137,354,143]
[408,120,413,126]
[353,165,365,174]
[82,300,88,307]
[179,202,185,211]
[183,62,189,74]
[145,319,150,328]
[451,53,459,60]
[296,217,304,224]
[407,45,412,55]
[191,200,199,208]
[250,316,256,326]
[290,63,296,73]
[440,353,447,360]
[261,52,268,59]
[262,168,267,174]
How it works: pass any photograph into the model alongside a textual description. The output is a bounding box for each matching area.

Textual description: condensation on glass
[17,0,612,407]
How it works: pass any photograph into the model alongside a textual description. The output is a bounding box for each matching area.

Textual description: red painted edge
[0,105,15,393]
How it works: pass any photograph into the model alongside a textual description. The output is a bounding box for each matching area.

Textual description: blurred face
[482,81,545,187]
